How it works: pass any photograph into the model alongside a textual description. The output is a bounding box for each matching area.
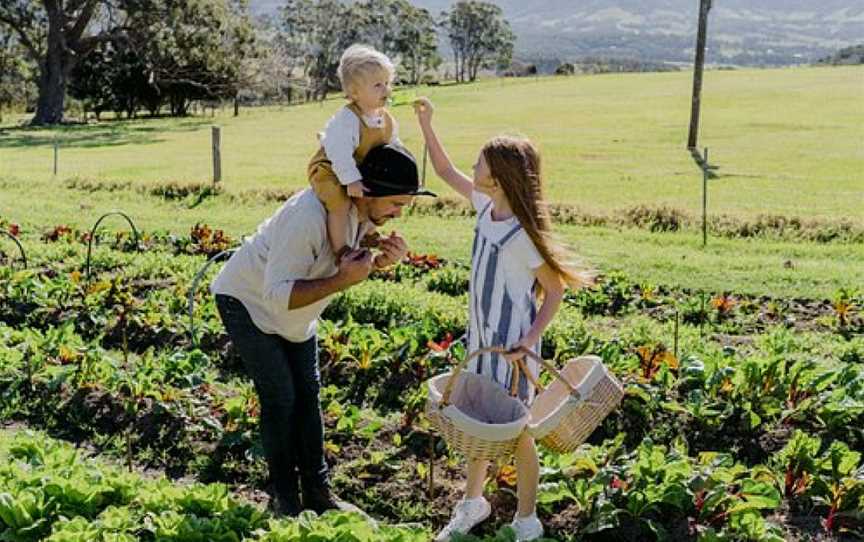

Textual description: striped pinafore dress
[466,200,541,404]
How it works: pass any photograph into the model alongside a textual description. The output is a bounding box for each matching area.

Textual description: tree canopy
[0,0,515,123]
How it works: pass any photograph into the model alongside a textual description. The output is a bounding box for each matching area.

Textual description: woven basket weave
[426,347,530,461]
[426,348,623,458]
[526,353,624,453]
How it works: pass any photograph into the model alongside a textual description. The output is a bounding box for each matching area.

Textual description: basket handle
[440,346,505,407]
[521,350,611,406]
[440,346,580,407]
[515,356,543,394]
[515,348,582,398]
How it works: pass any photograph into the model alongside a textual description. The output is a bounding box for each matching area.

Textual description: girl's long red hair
[482,136,594,290]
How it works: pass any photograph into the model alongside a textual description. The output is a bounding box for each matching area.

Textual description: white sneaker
[434,497,492,541]
[510,512,544,541]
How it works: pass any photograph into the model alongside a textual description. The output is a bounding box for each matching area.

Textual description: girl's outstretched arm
[413,97,473,200]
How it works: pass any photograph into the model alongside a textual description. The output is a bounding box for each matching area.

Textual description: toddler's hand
[346,181,366,198]
[373,231,407,269]
[413,97,434,124]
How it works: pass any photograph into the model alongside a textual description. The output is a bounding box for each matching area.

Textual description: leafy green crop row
[0,429,428,541]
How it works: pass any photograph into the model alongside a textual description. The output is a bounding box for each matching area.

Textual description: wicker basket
[526,353,624,453]
[426,347,530,461]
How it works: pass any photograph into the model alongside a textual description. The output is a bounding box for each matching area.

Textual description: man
[211,144,434,515]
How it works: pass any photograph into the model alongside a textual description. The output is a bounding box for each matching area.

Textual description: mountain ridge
[252,0,864,66]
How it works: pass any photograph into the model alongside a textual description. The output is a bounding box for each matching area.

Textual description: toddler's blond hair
[337,44,395,97]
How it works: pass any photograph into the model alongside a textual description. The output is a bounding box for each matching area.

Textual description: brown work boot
[302,485,373,523]
[303,485,351,513]
[268,492,302,518]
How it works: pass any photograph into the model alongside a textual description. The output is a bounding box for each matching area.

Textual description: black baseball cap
[359,144,436,198]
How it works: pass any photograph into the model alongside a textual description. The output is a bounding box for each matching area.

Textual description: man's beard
[370,215,389,226]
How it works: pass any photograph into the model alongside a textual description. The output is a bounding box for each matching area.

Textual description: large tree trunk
[469,56,479,82]
[452,50,459,82]
[24,0,105,125]
[31,11,68,125]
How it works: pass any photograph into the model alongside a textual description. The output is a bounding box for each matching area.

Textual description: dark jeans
[215,294,328,501]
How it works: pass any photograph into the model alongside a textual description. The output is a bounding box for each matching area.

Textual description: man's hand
[359,231,381,248]
[288,249,372,309]
[373,232,408,269]
[346,181,366,199]
[337,248,373,286]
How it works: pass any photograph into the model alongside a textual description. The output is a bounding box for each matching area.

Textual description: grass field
[2,66,862,219]
[1,66,862,300]
[1,175,862,300]
[1,66,863,542]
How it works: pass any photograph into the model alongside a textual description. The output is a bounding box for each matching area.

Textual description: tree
[393,3,440,84]
[68,38,157,119]
[442,1,514,83]
[351,0,442,85]
[278,0,441,99]
[0,1,126,125]
[281,0,363,100]
[350,0,400,54]
[0,28,33,122]
[246,14,307,104]
[124,0,259,116]
[0,0,257,124]
[67,41,115,119]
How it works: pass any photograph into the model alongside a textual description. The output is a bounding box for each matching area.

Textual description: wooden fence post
[53,136,59,176]
[212,126,222,185]
[702,147,709,247]
[688,0,712,149]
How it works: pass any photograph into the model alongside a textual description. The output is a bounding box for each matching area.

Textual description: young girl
[307,44,401,260]
[414,97,592,542]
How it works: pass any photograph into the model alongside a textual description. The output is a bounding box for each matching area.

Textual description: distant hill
[251,0,864,66]
[818,44,864,65]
